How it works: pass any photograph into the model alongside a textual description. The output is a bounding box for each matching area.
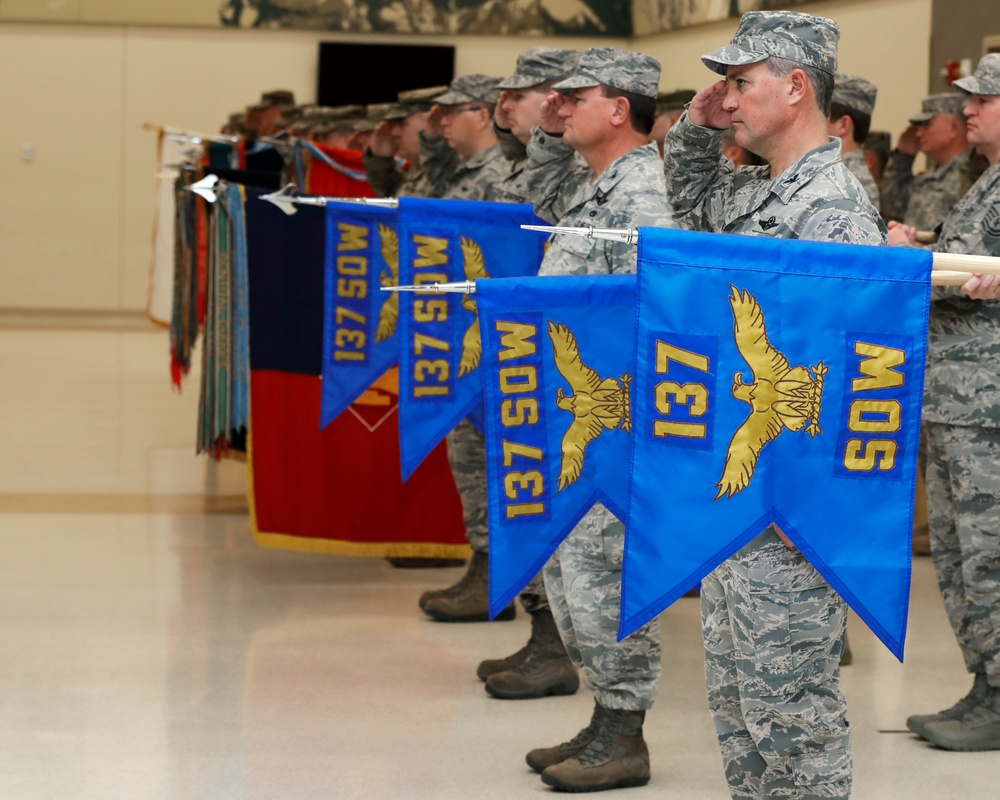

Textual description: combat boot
[526,700,605,774]
[907,672,988,739]
[923,682,1000,751]
[541,707,650,792]
[417,553,474,610]
[477,606,565,680]
[483,609,579,699]
[423,550,515,622]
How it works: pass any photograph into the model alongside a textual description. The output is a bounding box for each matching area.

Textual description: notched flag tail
[477,274,636,619]
[621,227,931,660]
[396,198,547,481]
[321,202,401,427]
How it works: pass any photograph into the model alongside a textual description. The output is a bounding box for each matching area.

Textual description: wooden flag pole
[519,226,1000,283]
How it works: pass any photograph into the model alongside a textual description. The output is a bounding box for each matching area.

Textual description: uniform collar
[464,143,502,170]
[769,138,843,204]
[586,142,660,202]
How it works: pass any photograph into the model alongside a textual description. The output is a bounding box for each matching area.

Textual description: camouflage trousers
[925,422,1000,686]
[445,418,546,613]
[542,503,662,709]
[701,528,850,799]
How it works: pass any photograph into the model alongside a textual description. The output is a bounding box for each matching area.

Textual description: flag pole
[259,184,398,216]
[520,225,1000,282]
[381,281,475,294]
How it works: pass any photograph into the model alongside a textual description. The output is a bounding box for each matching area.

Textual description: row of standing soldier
[226,15,1000,796]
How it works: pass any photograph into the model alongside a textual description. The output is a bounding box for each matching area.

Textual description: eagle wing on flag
[730,285,790,380]
[548,321,606,490]
[458,236,490,376]
[376,223,399,343]
[714,287,792,499]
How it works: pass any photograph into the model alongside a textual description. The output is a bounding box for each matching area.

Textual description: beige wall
[0,2,930,312]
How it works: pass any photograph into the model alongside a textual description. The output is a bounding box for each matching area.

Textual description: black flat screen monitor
[318,42,455,106]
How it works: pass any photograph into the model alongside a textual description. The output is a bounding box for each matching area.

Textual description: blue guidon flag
[623,227,930,660]
[396,198,545,480]
[477,274,635,619]
[321,202,401,427]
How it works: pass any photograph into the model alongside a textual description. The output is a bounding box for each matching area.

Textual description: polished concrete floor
[0,319,996,799]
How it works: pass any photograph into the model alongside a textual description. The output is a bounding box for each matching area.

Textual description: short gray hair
[765,57,834,115]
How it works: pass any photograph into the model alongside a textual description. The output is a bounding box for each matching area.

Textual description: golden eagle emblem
[548,321,631,491]
[375,223,398,343]
[458,236,491,376]
[715,286,827,500]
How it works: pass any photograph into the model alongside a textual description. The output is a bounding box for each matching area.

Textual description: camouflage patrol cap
[256,89,296,109]
[656,89,697,114]
[383,86,448,120]
[702,11,839,76]
[435,74,503,106]
[953,54,1000,96]
[313,105,366,135]
[832,74,877,117]
[499,48,579,90]
[864,130,891,155]
[908,93,967,123]
[354,103,393,131]
[552,47,661,99]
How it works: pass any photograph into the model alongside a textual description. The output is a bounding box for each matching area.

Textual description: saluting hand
[370,120,397,157]
[539,91,567,135]
[688,81,732,131]
[896,124,920,157]
[425,105,446,138]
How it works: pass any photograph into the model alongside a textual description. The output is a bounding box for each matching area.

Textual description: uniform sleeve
[879,151,915,223]
[799,205,888,247]
[362,150,402,198]
[524,127,591,224]
[418,132,461,199]
[662,112,733,232]
[492,120,528,163]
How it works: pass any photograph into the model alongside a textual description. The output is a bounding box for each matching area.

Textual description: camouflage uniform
[535,50,672,711]
[667,12,885,798]
[922,60,1000,697]
[880,93,970,229]
[831,73,880,208]
[489,48,581,213]
[841,148,880,209]
[363,86,447,199]
[881,150,969,230]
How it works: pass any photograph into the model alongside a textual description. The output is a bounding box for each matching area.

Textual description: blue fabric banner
[320,202,400,428]
[477,274,636,618]
[396,198,545,480]
[622,227,931,660]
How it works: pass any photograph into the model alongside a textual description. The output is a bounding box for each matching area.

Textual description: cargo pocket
[790,747,851,789]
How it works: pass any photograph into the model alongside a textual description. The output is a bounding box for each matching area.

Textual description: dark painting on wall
[219,0,632,37]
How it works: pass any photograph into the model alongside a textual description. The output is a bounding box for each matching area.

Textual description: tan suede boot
[423,550,514,622]
[483,609,578,699]
[908,673,989,739]
[526,701,605,774]
[541,708,650,792]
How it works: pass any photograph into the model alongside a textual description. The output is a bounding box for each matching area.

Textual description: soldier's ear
[787,68,810,107]
[610,96,630,127]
